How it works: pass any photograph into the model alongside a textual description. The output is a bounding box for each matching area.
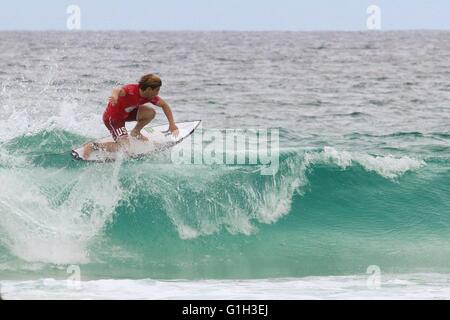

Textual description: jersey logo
[115,126,128,137]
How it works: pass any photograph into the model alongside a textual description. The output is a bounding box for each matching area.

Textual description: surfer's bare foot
[83,143,93,158]
[130,129,149,141]
[82,142,101,158]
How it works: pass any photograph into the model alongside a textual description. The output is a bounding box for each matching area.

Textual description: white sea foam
[0,163,123,264]
[139,158,305,240]
[1,273,449,300]
[304,146,425,180]
[0,100,106,142]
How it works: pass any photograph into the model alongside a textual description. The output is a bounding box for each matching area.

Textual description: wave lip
[304,146,425,179]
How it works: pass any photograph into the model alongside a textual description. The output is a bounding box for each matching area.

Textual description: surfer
[83,74,178,158]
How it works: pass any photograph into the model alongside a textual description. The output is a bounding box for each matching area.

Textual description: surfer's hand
[169,124,179,137]
[109,95,118,106]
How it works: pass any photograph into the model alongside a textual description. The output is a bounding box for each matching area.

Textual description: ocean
[0,30,449,299]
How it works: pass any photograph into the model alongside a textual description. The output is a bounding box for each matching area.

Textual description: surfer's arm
[108,87,126,106]
[156,98,178,135]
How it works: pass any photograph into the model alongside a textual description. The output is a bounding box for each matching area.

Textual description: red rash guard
[102,84,161,141]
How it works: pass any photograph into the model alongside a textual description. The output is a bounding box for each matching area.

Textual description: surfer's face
[141,86,160,99]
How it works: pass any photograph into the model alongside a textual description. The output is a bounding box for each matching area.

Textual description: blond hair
[139,74,162,90]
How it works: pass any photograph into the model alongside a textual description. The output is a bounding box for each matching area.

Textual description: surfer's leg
[82,138,129,158]
[130,106,155,140]
[99,138,129,152]
[83,117,130,158]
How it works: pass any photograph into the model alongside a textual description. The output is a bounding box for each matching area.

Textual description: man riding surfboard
[83,74,178,158]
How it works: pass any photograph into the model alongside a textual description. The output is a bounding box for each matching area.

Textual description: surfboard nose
[71,150,81,160]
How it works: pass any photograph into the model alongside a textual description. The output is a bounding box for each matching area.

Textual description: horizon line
[1,28,450,33]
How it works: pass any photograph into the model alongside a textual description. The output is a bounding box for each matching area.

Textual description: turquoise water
[1,130,448,280]
[0,31,449,298]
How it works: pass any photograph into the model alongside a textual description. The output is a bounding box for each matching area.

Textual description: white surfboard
[71,120,201,162]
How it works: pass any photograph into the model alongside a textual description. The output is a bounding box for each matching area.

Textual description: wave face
[0,31,450,281]
[0,129,449,279]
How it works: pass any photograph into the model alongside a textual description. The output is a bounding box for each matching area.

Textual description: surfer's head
[139,74,162,98]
